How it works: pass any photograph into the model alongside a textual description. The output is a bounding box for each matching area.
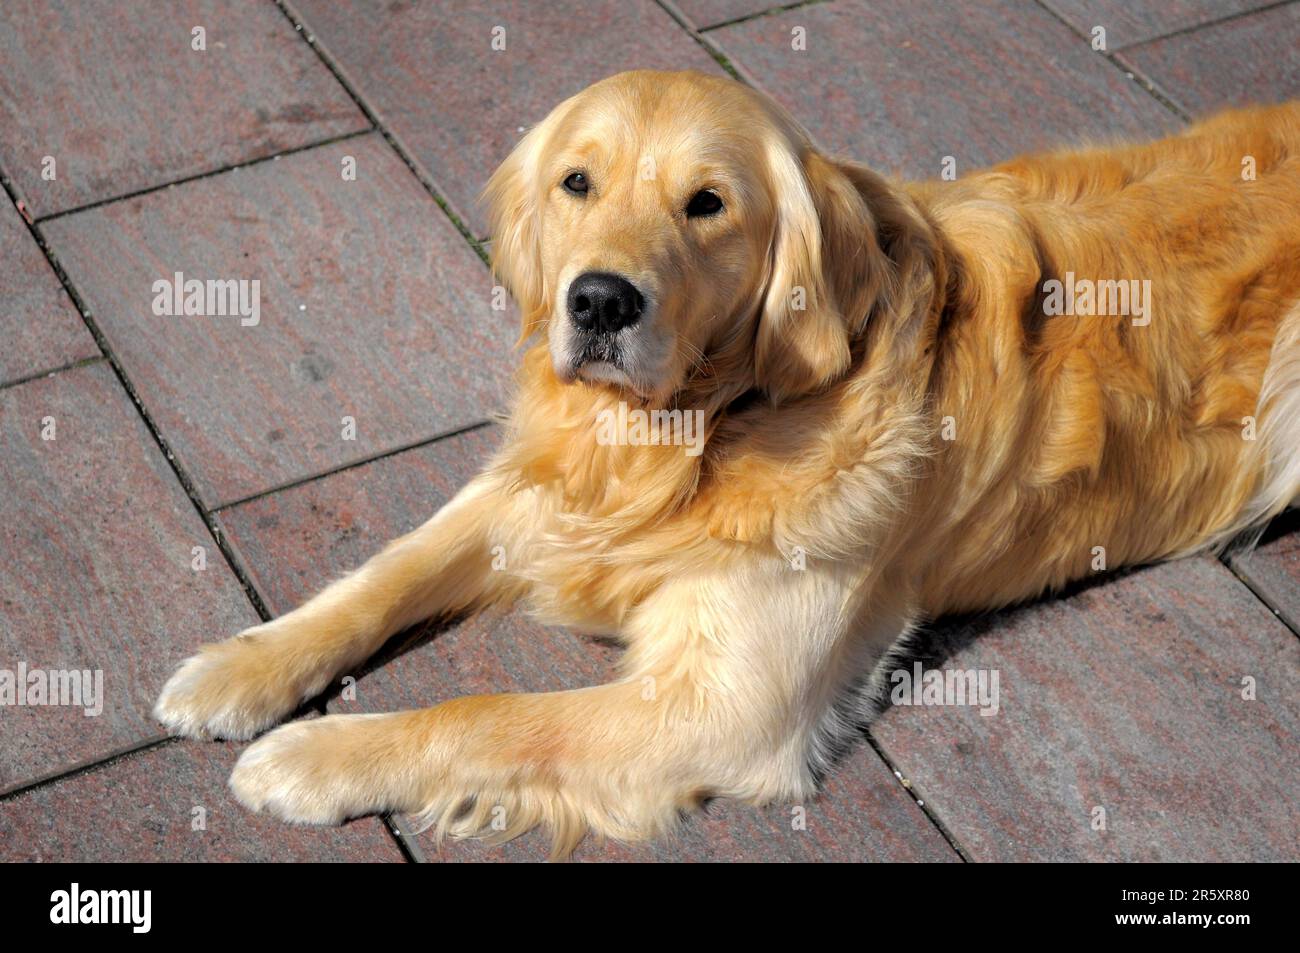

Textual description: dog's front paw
[229,713,415,824]
[224,692,718,860]
[153,627,310,740]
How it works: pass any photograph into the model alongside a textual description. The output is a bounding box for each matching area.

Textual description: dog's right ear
[483,109,563,343]
[753,137,868,403]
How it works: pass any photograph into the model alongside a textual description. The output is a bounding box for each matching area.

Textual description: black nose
[567,272,644,334]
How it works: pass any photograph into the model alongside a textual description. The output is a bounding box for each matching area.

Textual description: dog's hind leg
[154,472,518,740]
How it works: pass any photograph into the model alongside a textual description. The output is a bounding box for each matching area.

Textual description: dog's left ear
[755,139,889,403]
[484,105,568,342]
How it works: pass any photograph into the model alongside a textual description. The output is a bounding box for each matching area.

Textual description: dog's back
[907,103,1300,613]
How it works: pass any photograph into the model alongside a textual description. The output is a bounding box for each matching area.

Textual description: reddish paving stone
[0,363,259,795]
[1231,513,1300,636]
[0,0,367,219]
[41,135,515,509]
[0,197,98,387]
[674,0,780,30]
[216,425,503,618]
[218,429,955,862]
[712,0,1181,177]
[1043,0,1280,48]
[0,738,401,861]
[287,0,723,236]
[871,557,1300,862]
[1118,3,1300,116]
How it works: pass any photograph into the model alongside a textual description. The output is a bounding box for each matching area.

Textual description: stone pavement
[0,0,1297,861]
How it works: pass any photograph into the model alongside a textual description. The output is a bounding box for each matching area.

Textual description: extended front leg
[227,557,907,855]
[155,473,515,740]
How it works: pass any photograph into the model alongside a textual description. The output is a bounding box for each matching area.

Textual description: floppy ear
[754,138,885,403]
[483,112,561,342]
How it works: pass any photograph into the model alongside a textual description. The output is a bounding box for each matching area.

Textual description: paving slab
[0,737,401,861]
[674,0,779,31]
[0,0,368,219]
[712,0,1182,177]
[287,0,725,237]
[0,363,259,795]
[871,557,1300,862]
[41,135,515,510]
[1118,3,1300,116]
[1043,0,1281,48]
[0,197,98,387]
[1231,513,1300,636]
[218,428,957,861]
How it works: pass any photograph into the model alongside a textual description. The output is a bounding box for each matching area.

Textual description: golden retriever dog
[155,70,1300,856]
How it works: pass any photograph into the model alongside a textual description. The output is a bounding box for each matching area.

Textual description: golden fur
[156,71,1300,857]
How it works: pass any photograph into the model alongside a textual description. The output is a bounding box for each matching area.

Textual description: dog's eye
[686,189,723,217]
[562,171,589,195]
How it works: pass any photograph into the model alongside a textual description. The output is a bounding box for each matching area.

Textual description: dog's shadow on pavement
[307,615,468,713]
[838,507,1299,776]
[863,560,1145,711]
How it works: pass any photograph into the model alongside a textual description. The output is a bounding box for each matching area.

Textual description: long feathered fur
[156,73,1300,859]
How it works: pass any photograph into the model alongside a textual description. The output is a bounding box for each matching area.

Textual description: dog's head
[485,70,925,404]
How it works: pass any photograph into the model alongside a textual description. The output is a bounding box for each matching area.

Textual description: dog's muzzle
[567,271,644,336]
[566,271,645,372]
